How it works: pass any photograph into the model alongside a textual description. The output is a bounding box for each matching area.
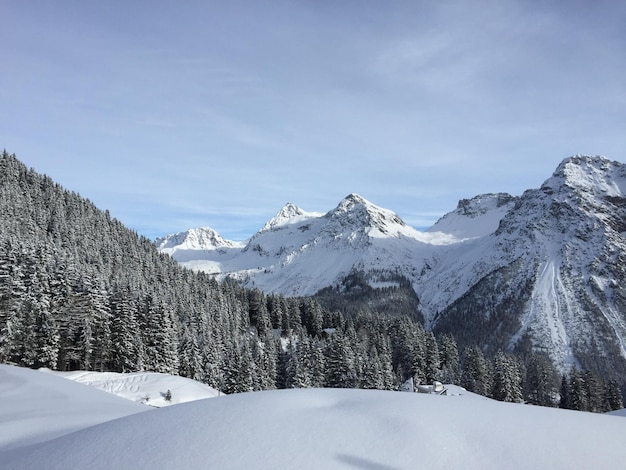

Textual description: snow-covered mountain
[157,193,462,295]
[155,227,245,263]
[158,156,626,375]
[432,155,626,376]
[3,365,626,470]
[427,192,518,239]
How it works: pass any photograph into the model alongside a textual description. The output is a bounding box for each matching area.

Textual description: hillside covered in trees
[0,151,621,412]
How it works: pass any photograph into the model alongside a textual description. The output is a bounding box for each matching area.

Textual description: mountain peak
[345,193,367,203]
[155,227,238,252]
[333,193,383,213]
[542,155,626,197]
[327,193,407,234]
[260,202,319,232]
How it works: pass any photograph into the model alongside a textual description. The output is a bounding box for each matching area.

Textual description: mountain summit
[156,227,241,252]
[431,155,626,377]
[260,202,320,233]
[542,155,626,198]
[324,193,410,238]
[155,227,244,263]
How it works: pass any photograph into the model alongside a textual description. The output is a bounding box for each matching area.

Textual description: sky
[1,1,625,241]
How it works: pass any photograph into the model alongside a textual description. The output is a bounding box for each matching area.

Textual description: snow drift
[2,365,626,470]
[43,369,222,407]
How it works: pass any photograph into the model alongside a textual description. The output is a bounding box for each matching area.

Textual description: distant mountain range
[157,155,626,376]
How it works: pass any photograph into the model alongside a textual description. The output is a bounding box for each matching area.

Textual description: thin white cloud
[1,1,624,241]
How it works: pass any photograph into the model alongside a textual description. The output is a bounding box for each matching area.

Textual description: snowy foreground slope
[2,365,626,470]
[0,365,148,452]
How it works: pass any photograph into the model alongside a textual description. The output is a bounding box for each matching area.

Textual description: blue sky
[2,1,625,240]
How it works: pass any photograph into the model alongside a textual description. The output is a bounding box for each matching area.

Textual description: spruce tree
[438,334,460,384]
[603,380,624,411]
[559,375,571,409]
[108,289,143,372]
[461,346,492,397]
[568,369,588,411]
[524,353,558,407]
[491,352,523,403]
[324,331,357,388]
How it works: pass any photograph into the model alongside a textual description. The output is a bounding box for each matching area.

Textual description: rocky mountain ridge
[157,155,626,376]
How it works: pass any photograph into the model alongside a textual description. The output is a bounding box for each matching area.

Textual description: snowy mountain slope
[3,368,626,470]
[258,201,323,233]
[238,194,440,295]
[158,155,626,374]
[160,193,460,295]
[427,192,517,239]
[431,156,626,376]
[157,191,519,301]
[43,369,222,407]
[155,227,245,263]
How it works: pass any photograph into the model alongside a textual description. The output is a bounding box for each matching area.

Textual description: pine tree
[324,331,357,388]
[559,374,571,409]
[603,380,624,411]
[308,338,327,388]
[32,295,60,369]
[108,289,143,372]
[252,334,277,390]
[178,323,203,381]
[282,338,308,388]
[248,289,271,337]
[222,340,255,394]
[300,298,323,337]
[491,352,524,403]
[524,352,558,407]
[568,369,588,411]
[377,337,396,390]
[389,317,421,382]
[0,261,28,364]
[423,331,440,383]
[201,327,226,390]
[583,370,603,413]
[461,346,492,396]
[438,334,460,384]
[139,297,178,374]
[362,345,385,390]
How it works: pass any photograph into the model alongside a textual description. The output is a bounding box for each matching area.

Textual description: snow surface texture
[0,365,148,452]
[43,369,221,407]
[2,365,626,470]
[157,156,626,372]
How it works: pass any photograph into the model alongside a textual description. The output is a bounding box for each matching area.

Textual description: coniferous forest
[0,151,622,412]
